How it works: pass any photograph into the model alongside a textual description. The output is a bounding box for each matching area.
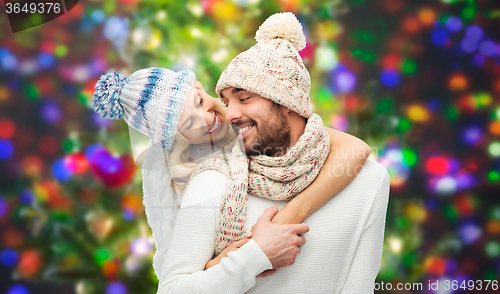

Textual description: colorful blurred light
[424,256,446,275]
[461,38,478,53]
[19,190,34,204]
[459,224,481,244]
[123,208,134,221]
[130,237,153,256]
[485,242,500,257]
[0,48,18,71]
[1,248,19,267]
[418,8,436,25]
[52,158,74,181]
[380,69,400,87]
[465,25,483,42]
[471,53,485,67]
[40,100,62,124]
[6,285,29,294]
[37,53,55,69]
[431,28,449,46]
[448,74,468,91]
[479,40,498,56]
[106,281,128,294]
[330,113,348,132]
[407,105,429,122]
[85,144,106,160]
[65,153,89,174]
[315,45,338,71]
[0,139,14,160]
[462,125,482,145]
[0,119,15,139]
[22,155,44,177]
[435,176,457,194]
[330,63,356,93]
[0,197,8,217]
[103,16,129,48]
[445,16,462,32]
[426,156,449,175]
[18,250,41,278]
[488,142,500,157]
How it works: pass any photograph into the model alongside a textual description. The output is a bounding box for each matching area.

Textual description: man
[157,12,389,293]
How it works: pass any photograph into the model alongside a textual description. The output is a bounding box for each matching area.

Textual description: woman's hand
[270,205,303,224]
[204,236,278,278]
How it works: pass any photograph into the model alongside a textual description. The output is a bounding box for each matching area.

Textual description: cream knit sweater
[157,159,390,294]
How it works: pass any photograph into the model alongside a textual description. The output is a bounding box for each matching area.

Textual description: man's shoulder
[356,159,390,184]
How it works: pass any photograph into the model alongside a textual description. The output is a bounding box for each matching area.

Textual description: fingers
[256,269,277,278]
[297,235,306,247]
[291,223,309,235]
[234,237,251,247]
[257,205,279,223]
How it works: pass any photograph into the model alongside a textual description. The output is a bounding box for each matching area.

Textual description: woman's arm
[271,128,371,224]
[158,170,272,294]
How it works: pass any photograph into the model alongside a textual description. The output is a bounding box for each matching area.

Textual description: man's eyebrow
[220,88,244,102]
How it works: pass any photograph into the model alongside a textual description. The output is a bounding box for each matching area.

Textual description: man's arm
[339,168,390,294]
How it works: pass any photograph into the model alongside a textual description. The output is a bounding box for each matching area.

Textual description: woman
[92,67,371,280]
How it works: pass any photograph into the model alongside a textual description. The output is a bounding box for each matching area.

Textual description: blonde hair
[168,82,235,193]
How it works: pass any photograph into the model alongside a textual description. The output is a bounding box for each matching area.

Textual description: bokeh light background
[1,0,500,293]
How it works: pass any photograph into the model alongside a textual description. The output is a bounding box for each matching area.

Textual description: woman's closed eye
[239,97,250,102]
[196,93,204,108]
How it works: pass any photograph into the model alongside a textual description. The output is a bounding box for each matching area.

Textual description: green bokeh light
[376,98,393,113]
[485,241,500,257]
[487,170,499,182]
[488,142,500,157]
[402,149,418,167]
[94,249,112,265]
[352,48,376,63]
[461,6,476,20]
[55,45,68,57]
[402,60,417,75]
[397,118,412,132]
[25,85,39,100]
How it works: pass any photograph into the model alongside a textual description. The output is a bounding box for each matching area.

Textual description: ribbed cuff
[231,239,273,277]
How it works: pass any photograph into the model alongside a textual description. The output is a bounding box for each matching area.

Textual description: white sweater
[157,159,390,294]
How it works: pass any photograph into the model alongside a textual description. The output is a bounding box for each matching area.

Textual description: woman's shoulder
[181,170,228,208]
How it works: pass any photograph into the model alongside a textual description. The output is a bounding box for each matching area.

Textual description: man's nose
[224,101,242,124]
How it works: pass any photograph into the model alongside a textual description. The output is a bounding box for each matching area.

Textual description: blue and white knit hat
[92,68,196,150]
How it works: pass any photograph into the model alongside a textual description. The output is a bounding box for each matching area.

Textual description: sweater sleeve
[339,168,390,294]
[157,170,273,294]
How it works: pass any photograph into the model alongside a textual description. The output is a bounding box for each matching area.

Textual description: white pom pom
[255,12,306,51]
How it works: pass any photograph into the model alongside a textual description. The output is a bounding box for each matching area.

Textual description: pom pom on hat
[255,12,306,51]
[93,72,128,120]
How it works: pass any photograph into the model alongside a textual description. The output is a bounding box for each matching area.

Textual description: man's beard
[240,103,291,157]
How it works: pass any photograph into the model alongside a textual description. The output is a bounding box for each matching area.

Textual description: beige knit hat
[216,12,312,118]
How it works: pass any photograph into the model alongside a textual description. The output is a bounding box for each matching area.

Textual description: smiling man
[157,12,389,294]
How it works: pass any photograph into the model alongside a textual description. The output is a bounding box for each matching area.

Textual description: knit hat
[216,12,312,118]
[92,68,196,151]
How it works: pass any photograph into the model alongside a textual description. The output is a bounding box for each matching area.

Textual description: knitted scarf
[189,113,330,255]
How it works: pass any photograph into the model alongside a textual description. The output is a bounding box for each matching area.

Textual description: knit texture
[158,160,390,294]
[189,114,330,255]
[92,68,196,150]
[216,12,312,118]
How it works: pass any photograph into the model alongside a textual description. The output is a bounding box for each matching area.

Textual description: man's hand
[250,206,309,268]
